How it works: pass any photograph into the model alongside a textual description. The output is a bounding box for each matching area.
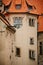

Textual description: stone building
[0,0,43,65]
[0,13,15,65]
[38,16,43,65]
[38,32,43,65]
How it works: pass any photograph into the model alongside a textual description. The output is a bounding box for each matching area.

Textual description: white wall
[0,19,15,65]
[0,14,38,65]
[9,14,38,65]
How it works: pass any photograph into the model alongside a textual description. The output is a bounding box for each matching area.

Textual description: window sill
[29,57,35,60]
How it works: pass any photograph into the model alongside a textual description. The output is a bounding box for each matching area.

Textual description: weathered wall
[38,33,43,65]
[8,14,38,65]
[0,28,15,65]
[0,14,37,65]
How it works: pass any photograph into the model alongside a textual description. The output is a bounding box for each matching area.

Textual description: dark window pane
[40,42,43,55]
[29,18,35,26]
[15,4,21,9]
[29,18,31,26]
[40,42,42,45]
[40,46,42,55]
[16,48,20,57]
[29,5,33,10]
[30,38,34,44]
[29,50,35,60]
[32,19,34,26]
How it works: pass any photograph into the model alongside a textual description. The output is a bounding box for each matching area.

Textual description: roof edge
[0,13,16,33]
[38,31,43,33]
[6,12,40,16]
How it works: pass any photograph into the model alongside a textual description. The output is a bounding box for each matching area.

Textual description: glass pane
[14,17,22,29]
[15,5,21,9]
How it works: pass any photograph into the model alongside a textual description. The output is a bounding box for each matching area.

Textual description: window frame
[15,47,21,57]
[28,5,33,10]
[29,50,35,60]
[29,18,35,27]
[30,38,34,44]
[40,42,43,55]
[14,17,22,29]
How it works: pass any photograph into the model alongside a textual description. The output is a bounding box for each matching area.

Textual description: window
[14,17,22,29]
[4,6,8,12]
[25,0,33,10]
[16,48,20,57]
[0,1,2,6]
[29,18,35,26]
[40,42,43,55]
[30,38,34,44]
[29,5,33,10]
[29,50,35,60]
[37,22,39,31]
[0,10,1,12]
[15,4,21,9]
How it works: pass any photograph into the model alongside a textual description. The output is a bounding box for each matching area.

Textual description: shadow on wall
[0,60,5,65]
[0,40,5,65]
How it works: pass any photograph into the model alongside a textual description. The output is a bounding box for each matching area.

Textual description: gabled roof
[0,13,16,33]
[2,0,43,14]
[2,0,41,15]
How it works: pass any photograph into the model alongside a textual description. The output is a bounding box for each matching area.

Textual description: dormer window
[25,0,33,10]
[15,4,21,9]
[28,5,33,10]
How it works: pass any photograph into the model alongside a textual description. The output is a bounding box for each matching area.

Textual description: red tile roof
[2,0,12,6]
[15,0,21,4]
[2,0,43,32]
[38,16,43,32]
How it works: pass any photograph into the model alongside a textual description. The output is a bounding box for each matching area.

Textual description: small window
[40,42,43,55]
[0,10,1,12]
[14,17,22,29]
[15,4,21,9]
[25,0,33,10]
[16,47,20,57]
[30,38,34,44]
[29,50,35,60]
[4,6,8,12]
[0,1,2,6]
[29,5,33,10]
[29,18,35,26]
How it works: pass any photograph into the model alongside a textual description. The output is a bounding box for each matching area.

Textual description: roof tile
[15,0,21,5]
[2,0,43,32]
